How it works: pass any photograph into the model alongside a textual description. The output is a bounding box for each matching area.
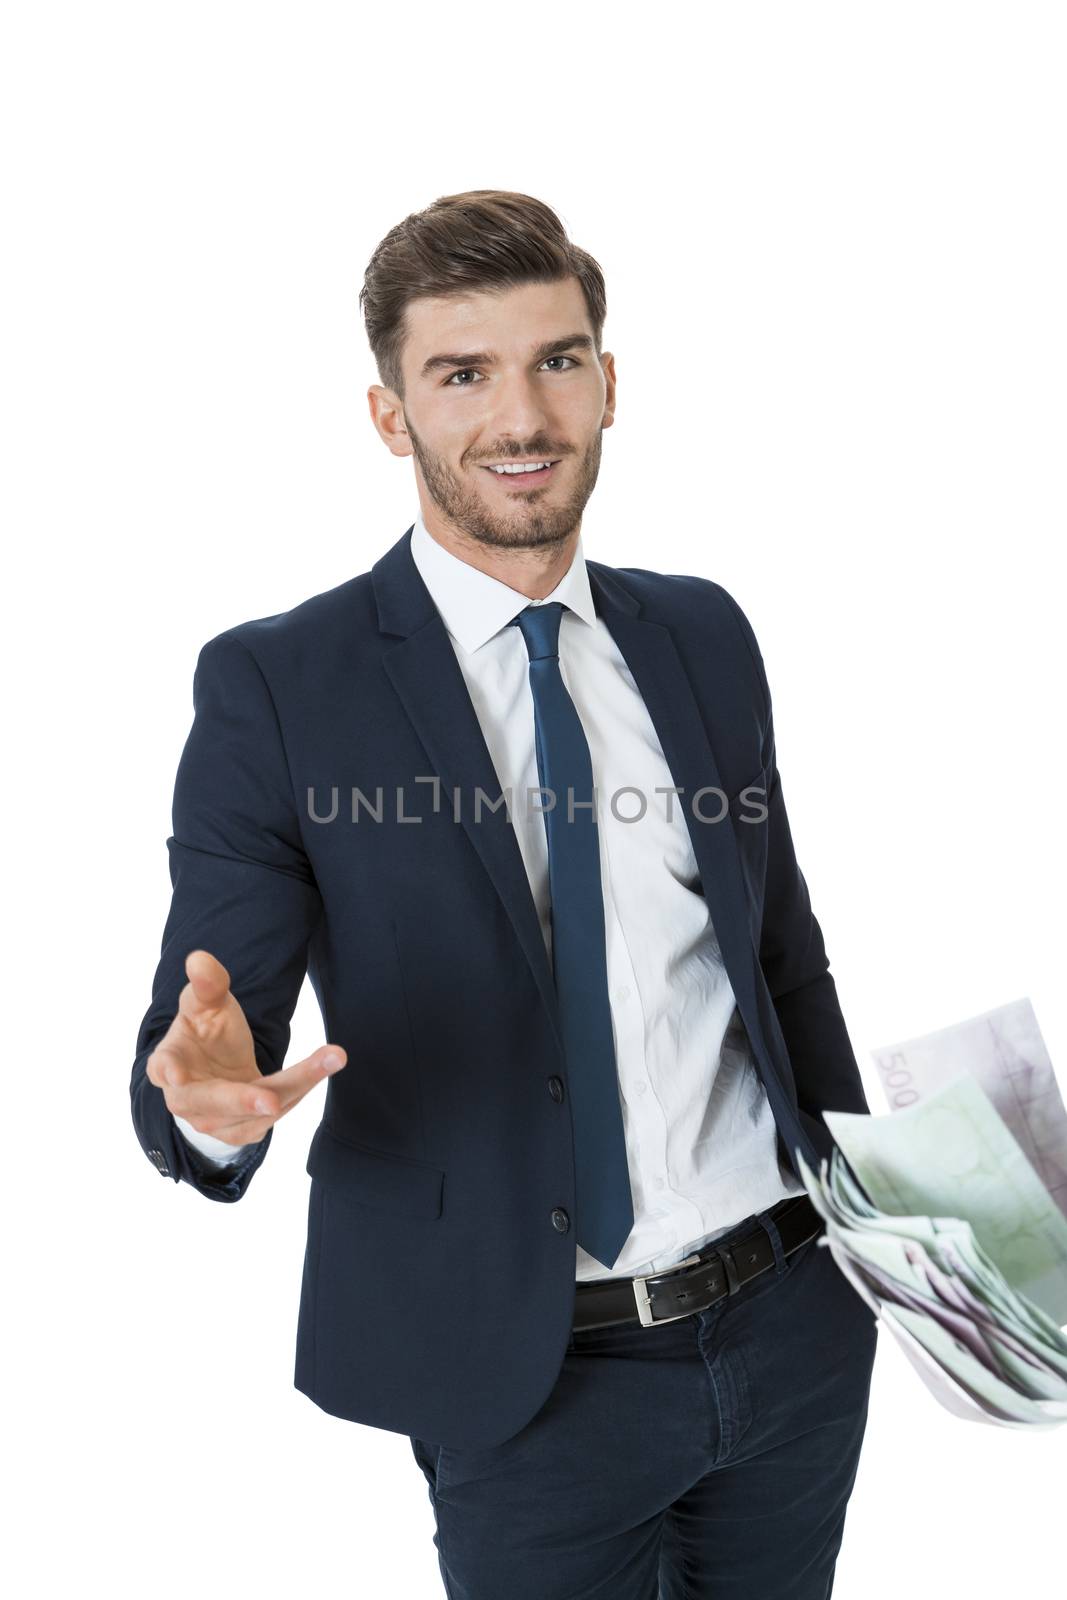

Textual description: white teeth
[488,461,552,474]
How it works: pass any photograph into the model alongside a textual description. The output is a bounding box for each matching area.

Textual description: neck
[419,509,580,601]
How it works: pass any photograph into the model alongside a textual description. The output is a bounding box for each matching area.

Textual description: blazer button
[551,1208,570,1233]
[148,1148,169,1175]
[548,1076,565,1102]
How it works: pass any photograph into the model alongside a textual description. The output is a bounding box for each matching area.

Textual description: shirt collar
[408,507,598,655]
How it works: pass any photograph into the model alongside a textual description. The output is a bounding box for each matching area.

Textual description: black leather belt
[572,1193,824,1331]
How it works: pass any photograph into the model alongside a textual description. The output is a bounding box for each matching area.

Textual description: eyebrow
[419,332,595,380]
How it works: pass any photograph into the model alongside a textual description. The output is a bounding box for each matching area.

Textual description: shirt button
[548,1076,565,1103]
[616,985,630,1003]
[551,1208,570,1233]
[635,1080,648,1095]
[653,1176,665,1191]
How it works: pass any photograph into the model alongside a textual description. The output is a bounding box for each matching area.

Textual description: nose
[486,367,553,443]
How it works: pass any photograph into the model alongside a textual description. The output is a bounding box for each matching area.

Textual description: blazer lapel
[586,562,801,1126]
[374,529,564,1060]
[584,563,758,1003]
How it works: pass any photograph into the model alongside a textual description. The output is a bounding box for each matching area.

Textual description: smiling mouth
[479,460,561,487]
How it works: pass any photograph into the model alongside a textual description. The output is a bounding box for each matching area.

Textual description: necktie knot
[511,600,564,661]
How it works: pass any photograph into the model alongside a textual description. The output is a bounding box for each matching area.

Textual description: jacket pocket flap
[306,1123,444,1219]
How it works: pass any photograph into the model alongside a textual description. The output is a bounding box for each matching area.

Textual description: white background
[4,2,1065,1594]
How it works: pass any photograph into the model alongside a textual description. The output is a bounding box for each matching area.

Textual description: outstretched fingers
[251,1044,348,1119]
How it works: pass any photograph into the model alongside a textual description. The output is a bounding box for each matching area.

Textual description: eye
[444,355,579,387]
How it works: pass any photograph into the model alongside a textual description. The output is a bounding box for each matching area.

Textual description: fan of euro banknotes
[795,996,1067,1429]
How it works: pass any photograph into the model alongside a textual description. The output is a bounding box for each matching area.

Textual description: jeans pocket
[782,1230,821,1276]
[722,1226,822,1317]
[408,1434,439,1495]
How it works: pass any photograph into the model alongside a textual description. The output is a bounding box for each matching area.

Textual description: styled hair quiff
[359,190,608,400]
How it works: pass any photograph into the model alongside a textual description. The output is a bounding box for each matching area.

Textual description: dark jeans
[409,1203,878,1599]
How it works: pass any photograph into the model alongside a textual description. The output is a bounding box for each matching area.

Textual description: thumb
[184,948,232,1009]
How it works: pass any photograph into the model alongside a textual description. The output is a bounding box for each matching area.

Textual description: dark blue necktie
[511,601,635,1269]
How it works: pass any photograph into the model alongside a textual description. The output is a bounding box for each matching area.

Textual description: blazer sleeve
[129,629,324,1203]
[719,589,871,1127]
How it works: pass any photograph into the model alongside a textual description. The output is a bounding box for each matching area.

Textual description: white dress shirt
[177,511,804,1281]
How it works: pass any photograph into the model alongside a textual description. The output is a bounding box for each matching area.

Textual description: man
[132,189,877,1598]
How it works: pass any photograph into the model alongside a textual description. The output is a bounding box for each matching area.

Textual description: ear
[368,384,414,459]
[600,351,617,427]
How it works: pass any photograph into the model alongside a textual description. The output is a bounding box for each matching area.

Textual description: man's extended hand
[145,949,347,1147]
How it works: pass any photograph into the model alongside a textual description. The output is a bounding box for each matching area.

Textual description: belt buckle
[631,1251,704,1328]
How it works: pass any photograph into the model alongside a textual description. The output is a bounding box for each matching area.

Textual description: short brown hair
[359,189,608,400]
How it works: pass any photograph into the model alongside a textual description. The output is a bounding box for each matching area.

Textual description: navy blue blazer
[130,523,870,1450]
